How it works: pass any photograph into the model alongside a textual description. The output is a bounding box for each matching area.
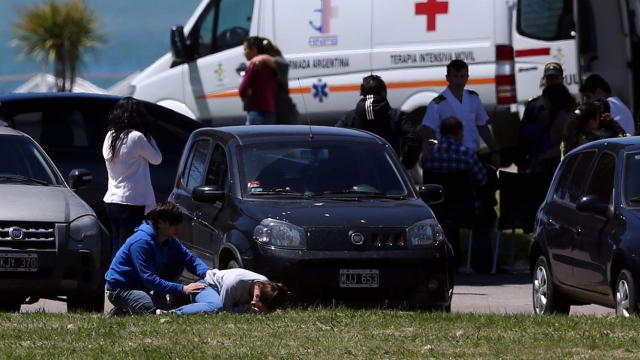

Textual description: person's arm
[418,103,440,143]
[130,240,184,295]
[250,54,277,70]
[238,63,255,99]
[132,132,162,165]
[335,111,352,127]
[175,241,209,279]
[467,151,489,187]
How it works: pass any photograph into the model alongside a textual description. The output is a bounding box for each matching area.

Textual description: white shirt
[422,88,490,152]
[102,130,162,209]
[608,96,635,135]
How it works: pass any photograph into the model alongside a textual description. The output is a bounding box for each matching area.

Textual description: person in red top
[239,37,278,125]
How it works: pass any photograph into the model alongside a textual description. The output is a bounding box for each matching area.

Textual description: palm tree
[12,0,105,92]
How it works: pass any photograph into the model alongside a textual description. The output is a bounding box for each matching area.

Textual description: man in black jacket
[336,75,421,169]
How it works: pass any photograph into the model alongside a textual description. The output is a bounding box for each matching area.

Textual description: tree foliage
[12,0,105,92]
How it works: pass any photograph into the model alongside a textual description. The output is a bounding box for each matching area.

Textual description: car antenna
[296,77,313,140]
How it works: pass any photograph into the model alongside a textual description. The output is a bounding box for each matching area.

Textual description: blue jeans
[173,284,222,315]
[246,111,275,125]
[107,288,170,314]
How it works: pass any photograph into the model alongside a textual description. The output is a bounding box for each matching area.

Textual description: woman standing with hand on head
[103,97,162,254]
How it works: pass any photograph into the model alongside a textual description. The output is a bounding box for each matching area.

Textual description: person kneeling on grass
[105,202,211,315]
[157,268,287,315]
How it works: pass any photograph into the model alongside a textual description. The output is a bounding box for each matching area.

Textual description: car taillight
[496,44,517,105]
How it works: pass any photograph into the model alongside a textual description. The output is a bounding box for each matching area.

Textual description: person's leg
[442,223,462,268]
[107,289,170,314]
[106,203,145,253]
[263,113,276,125]
[173,284,222,315]
[246,111,264,125]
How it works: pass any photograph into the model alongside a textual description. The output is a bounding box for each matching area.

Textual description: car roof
[193,125,386,145]
[0,92,120,103]
[0,126,28,137]
[570,136,640,155]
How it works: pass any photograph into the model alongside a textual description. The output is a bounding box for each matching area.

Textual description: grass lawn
[2,309,640,359]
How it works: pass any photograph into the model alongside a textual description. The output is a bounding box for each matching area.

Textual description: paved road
[22,273,613,315]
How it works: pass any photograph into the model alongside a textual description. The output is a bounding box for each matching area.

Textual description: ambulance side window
[188,0,254,59]
[517,0,574,41]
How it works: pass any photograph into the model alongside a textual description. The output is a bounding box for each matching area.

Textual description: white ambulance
[130,0,639,147]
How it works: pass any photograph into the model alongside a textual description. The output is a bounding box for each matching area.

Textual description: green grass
[2,309,640,359]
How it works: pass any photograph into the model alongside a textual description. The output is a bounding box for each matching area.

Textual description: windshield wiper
[248,188,306,196]
[0,175,49,186]
[314,190,406,199]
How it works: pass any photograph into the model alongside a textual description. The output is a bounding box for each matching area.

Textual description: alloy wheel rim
[533,265,548,315]
[616,279,630,318]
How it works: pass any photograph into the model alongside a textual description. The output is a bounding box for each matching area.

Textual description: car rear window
[239,141,409,198]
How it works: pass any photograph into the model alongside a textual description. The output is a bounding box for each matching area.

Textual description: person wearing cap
[420,59,500,168]
[580,73,635,136]
[516,62,568,173]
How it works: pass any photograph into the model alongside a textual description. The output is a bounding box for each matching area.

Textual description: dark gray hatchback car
[0,127,109,312]
[170,125,454,309]
[531,137,640,316]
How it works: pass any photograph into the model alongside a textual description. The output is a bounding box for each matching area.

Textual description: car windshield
[0,135,60,186]
[239,141,409,198]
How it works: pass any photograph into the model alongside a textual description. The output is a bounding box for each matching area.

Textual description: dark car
[169,125,454,309]
[0,127,109,312]
[0,93,202,227]
[531,137,640,316]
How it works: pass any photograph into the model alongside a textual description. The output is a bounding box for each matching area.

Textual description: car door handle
[236,63,247,76]
[571,226,582,236]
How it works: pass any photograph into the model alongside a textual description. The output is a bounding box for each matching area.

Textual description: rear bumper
[243,243,455,305]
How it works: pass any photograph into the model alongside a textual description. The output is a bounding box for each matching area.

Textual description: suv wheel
[532,255,570,315]
[67,290,105,313]
[226,259,240,269]
[615,269,637,317]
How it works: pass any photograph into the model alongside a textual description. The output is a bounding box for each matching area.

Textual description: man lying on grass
[105,202,286,316]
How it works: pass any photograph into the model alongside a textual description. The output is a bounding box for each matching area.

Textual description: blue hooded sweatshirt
[105,221,208,295]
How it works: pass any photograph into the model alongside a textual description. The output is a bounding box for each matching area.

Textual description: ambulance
[129,0,639,148]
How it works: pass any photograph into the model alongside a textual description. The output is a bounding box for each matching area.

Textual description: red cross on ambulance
[415,0,449,32]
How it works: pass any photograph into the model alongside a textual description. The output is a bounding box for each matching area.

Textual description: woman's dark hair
[576,101,602,128]
[146,202,183,230]
[542,83,576,114]
[106,97,153,159]
[244,36,274,56]
[256,281,287,312]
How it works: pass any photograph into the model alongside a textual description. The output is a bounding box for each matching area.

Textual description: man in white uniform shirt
[580,73,635,135]
[421,59,499,167]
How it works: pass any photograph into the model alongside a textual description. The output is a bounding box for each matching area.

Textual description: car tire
[226,260,240,269]
[0,298,23,312]
[615,269,637,317]
[532,255,570,315]
[67,290,105,313]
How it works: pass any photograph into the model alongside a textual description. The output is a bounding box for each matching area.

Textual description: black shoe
[107,306,129,317]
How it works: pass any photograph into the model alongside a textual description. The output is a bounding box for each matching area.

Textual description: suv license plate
[0,254,38,272]
[339,269,379,288]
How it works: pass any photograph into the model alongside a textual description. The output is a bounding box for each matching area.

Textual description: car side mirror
[68,169,92,190]
[170,25,191,64]
[419,184,443,204]
[576,195,609,217]
[193,186,225,203]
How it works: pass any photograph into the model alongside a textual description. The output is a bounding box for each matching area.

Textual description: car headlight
[70,215,100,242]
[407,219,444,247]
[253,218,306,249]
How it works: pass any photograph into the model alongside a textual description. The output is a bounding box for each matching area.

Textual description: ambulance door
[272,0,372,124]
[183,0,257,125]
[512,0,579,103]
[577,0,637,117]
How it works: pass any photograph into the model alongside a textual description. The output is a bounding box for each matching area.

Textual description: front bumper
[243,243,455,305]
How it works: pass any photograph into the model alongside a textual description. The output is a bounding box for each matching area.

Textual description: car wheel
[0,298,24,312]
[615,269,637,317]
[532,256,570,315]
[67,291,105,313]
[226,260,240,269]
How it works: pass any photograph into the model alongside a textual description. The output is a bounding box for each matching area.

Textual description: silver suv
[0,127,109,312]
